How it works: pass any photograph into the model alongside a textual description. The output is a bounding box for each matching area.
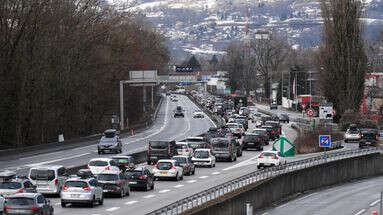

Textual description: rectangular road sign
[319,135,331,148]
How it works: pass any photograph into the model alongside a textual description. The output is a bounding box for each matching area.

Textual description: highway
[260,176,383,215]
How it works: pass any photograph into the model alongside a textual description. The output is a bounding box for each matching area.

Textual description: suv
[243,133,264,151]
[61,176,103,207]
[28,165,68,195]
[226,123,244,137]
[172,156,195,176]
[126,167,155,191]
[153,160,184,181]
[265,121,282,136]
[4,193,54,214]
[97,173,130,197]
[211,138,237,162]
[252,128,270,145]
[174,106,184,118]
[0,177,36,197]
[88,158,120,175]
[98,129,122,154]
[344,127,361,143]
[147,140,177,165]
[359,129,379,148]
[261,125,277,141]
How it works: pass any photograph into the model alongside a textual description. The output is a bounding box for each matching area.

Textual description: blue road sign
[319,135,331,148]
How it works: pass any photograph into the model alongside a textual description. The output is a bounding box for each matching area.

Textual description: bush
[339,109,378,130]
[294,127,343,154]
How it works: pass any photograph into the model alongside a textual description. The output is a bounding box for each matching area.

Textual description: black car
[174,106,184,118]
[264,121,282,136]
[205,127,221,142]
[125,167,154,191]
[242,133,264,151]
[97,173,130,197]
[359,129,379,148]
[252,128,270,145]
[147,140,177,164]
[261,125,277,141]
[4,193,54,215]
[279,114,290,123]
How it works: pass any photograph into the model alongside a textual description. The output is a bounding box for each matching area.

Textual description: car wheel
[151,182,155,190]
[97,151,101,155]
[345,139,348,143]
[213,162,216,167]
[234,156,237,161]
[99,195,104,205]
[175,173,179,181]
[126,187,130,196]
[89,197,95,208]
[61,202,66,208]
[180,174,184,180]
[147,161,151,165]
[120,188,125,198]
[192,168,195,175]
[145,183,150,191]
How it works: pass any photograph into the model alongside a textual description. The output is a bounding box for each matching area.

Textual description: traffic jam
[0,91,289,215]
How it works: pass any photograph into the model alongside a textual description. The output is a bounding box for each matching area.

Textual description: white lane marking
[24,153,91,167]
[187,180,197,184]
[159,189,171,193]
[370,199,380,207]
[222,155,258,171]
[174,184,184,188]
[354,209,366,215]
[125,201,138,205]
[262,213,269,215]
[199,176,209,179]
[212,172,220,175]
[106,207,120,212]
[54,203,61,206]
[143,194,156,199]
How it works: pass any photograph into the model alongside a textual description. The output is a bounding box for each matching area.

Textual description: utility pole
[120,81,125,130]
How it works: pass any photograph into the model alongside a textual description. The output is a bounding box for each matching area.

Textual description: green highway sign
[272,136,295,157]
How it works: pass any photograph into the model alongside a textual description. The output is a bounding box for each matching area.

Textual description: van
[147,140,177,165]
[210,138,237,162]
[28,165,68,195]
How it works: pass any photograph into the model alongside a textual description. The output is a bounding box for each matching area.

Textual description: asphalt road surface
[260,176,383,215]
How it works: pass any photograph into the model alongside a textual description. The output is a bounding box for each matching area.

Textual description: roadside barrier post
[246,202,253,215]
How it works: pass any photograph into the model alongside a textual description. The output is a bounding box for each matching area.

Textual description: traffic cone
[372,211,378,215]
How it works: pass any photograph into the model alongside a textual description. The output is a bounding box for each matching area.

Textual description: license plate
[160,171,167,175]
[129,182,137,184]
[366,142,371,145]
[71,194,80,198]
[151,156,158,159]
[248,143,254,145]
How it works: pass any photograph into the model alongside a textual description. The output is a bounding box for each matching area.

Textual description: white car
[193,110,205,118]
[226,123,244,136]
[192,149,216,168]
[88,158,120,175]
[257,151,286,168]
[176,142,193,157]
[344,128,361,143]
[153,160,184,181]
[0,194,4,214]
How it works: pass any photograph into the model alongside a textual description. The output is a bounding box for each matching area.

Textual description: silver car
[98,129,122,154]
[0,194,4,214]
[60,177,103,208]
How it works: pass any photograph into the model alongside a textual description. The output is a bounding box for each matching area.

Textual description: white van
[88,158,120,175]
[28,165,68,195]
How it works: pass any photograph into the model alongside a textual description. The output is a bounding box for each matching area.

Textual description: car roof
[157,159,176,163]
[187,137,204,140]
[8,193,39,198]
[172,155,188,158]
[253,128,267,131]
[104,129,117,133]
[194,148,210,152]
[261,150,278,154]
[89,158,112,162]
[111,156,133,159]
[176,142,188,145]
[66,177,93,182]
[29,165,63,170]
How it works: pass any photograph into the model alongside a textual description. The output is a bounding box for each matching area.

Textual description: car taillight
[138,175,147,180]
[54,179,58,185]
[17,188,25,193]
[105,166,110,170]
[63,185,69,191]
[258,155,263,159]
[4,205,12,211]
[83,186,91,191]
[29,207,39,212]
[171,165,177,170]
[273,156,279,160]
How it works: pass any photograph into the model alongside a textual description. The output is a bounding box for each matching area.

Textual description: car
[210,138,237,162]
[0,194,4,214]
[153,160,184,181]
[242,133,264,151]
[60,176,103,207]
[97,129,122,154]
[125,167,155,191]
[4,193,54,214]
[176,142,193,157]
[257,151,286,168]
[174,106,184,118]
[252,128,270,145]
[111,155,135,172]
[96,173,130,197]
[279,114,290,123]
[255,120,263,128]
[270,103,278,110]
[235,115,249,130]
[344,127,361,143]
[261,125,278,141]
[0,177,36,197]
[186,137,210,150]
[193,110,205,118]
[265,121,282,135]
[239,107,250,116]
[191,149,216,168]
[359,129,379,148]
[147,140,177,164]
[226,123,244,137]
[172,156,195,176]
[205,127,221,143]
[88,158,120,175]
[28,165,68,195]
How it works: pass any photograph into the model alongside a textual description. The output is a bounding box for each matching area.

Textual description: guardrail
[147,147,380,215]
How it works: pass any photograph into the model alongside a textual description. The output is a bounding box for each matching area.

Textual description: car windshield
[188,142,206,149]
[227,124,238,128]
[89,160,108,167]
[172,157,187,163]
[157,162,173,170]
[212,140,229,148]
[362,132,376,139]
[265,122,277,126]
[0,182,22,189]
[97,174,118,181]
[176,144,187,149]
[29,169,55,180]
[65,181,88,188]
[125,170,142,177]
[348,129,360,134]
[150,141,168,149]
[7,197,35,206]
[244,134,258,141]
[104,132,116,138]
[261,152,277,157]
[253,130,266,135]
[194,151,209,158]
[187,138,203,142]
[113,158,131,164]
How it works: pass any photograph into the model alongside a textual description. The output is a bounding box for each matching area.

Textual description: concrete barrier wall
[186,153,383,215]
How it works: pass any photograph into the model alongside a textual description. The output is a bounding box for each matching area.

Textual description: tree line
[0,0,169,149]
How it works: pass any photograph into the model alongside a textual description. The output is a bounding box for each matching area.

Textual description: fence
[147,147,381,215]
